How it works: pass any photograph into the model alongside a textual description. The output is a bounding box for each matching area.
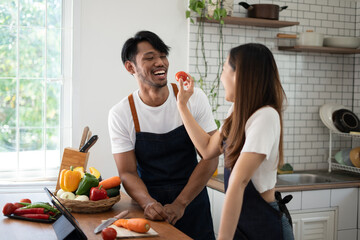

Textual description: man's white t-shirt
[108,84,217,154]
[225,105,280,193]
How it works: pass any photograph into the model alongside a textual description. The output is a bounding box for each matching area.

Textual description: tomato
[20,199,31,203]
[102,227,117,240]
[13,202,25,209]
[2,203,17,216]
[175,71,188,82]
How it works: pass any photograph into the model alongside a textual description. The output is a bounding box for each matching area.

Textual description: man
[108,30,218,240]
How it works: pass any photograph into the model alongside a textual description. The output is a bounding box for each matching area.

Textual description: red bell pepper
[90,185,108,201]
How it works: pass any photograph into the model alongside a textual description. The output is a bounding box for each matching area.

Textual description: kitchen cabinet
[207,187,225,237]
[291,209,336,240]
[208,183,359,240]
[198,16,299,28]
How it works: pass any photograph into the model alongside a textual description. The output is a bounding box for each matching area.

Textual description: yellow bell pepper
[73,166,85,178]
[89,167,101,179]
[60,166,82,192]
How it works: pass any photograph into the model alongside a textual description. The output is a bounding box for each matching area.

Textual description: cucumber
[106,185,121,198]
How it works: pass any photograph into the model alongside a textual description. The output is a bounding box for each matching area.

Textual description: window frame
[0,0,73,192]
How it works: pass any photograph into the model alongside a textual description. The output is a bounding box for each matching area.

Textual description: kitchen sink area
[209,169,360,192]
[277,172,342,185]
[276,170,360,186]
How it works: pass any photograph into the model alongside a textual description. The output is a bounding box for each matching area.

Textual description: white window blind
[0,0,73,184]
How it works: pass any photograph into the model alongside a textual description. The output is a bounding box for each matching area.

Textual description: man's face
[132,41,169,88]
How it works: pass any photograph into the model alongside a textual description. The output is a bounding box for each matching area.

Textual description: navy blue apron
[224,167,283,240]
[128,83,215,240]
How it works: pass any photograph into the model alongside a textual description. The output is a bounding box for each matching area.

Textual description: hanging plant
[186,0,228,128]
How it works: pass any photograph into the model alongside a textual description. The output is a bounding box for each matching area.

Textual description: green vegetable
[106,185,120,198]
[22,202,60,215]
[75,172,99,196]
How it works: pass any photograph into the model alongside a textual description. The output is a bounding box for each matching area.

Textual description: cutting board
[109,225,158,238]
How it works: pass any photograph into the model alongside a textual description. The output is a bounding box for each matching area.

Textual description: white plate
[319,103,350,133]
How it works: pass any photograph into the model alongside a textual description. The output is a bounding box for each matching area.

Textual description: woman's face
[220,57,236,102]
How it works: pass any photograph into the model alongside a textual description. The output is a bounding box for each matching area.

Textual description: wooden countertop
[0,192,191,240]
[207,172,360,193]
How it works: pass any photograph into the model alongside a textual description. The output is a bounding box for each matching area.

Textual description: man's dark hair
[121,31,170,65]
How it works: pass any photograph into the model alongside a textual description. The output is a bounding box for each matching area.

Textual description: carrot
[99,176,121,190]
[114,218,150,233]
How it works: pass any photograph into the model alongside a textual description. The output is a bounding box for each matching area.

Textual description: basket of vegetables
[55,166,121,213]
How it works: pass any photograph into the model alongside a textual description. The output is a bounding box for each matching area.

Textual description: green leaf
[186,10,191,19]
[215,119,221,129]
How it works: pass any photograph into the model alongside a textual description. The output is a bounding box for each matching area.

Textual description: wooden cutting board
[109,225,158,238]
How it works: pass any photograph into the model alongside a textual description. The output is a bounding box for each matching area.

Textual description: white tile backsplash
[189,0,360,170]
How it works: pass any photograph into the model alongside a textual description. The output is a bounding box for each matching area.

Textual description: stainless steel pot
[238,2,287,20]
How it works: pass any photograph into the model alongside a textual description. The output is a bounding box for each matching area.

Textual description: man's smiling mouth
[153,70,166,76]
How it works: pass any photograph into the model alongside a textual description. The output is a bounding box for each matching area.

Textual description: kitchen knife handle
[115,210,129,220]
[79,126,89,150]
[87,130,92,142]
[80,135,98,153]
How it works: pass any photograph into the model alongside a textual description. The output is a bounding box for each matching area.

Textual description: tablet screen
[44,187,87,239]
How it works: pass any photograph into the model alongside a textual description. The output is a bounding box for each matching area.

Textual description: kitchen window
[0,0,73,187]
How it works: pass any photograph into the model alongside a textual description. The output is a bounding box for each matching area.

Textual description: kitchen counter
[207,170,360,193]
[0,191,191,240]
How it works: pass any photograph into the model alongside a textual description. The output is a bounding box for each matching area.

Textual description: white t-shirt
[108,84,217,154]
[224,105,280,193]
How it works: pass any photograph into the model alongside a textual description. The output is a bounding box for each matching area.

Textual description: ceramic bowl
[334,150,346,165]
[319,103,349,133]
[342,148,354,167]
[323,37,360,49]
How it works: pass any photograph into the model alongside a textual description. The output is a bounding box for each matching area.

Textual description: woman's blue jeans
[269,201,295,240]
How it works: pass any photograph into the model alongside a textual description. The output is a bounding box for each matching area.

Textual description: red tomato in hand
[20,199,31,203]
[102,227,117,240]
[175,71,188,82]
[2,203,17,216]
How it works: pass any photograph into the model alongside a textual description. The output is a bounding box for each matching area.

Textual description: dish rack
[328,130,360,174]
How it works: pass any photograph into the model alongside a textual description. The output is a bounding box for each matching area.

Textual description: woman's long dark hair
[220,43,286,169]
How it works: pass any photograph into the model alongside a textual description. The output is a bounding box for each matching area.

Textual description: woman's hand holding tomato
[177,73,194,108]
[175,71,188,82]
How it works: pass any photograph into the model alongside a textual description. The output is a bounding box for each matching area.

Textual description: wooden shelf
[278,46,360,54]
[198,16,299,28]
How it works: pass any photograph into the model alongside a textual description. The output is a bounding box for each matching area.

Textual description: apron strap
[171,83,178,100]
[128,84,179,133]
[275,191,293,228]
[128,94,141,133]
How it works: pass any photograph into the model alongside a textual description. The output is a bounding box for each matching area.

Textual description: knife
[79,135,98,153]
[86,130,92,142]
[79,126,89,150]
[94,210,129,234]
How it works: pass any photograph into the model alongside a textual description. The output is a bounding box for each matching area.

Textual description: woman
[177,43,294,240]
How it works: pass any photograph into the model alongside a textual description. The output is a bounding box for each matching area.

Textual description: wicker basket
[54,191,120,213]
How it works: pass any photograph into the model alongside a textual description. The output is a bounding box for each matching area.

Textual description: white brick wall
[189,0,359,170]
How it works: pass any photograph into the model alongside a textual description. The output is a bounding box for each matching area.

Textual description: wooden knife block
[55,147,90,190]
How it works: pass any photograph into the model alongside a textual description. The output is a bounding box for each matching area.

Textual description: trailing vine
[186,0,227,128]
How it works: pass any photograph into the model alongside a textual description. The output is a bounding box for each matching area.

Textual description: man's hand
[144,201,168,221]
[163,201,186,225]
